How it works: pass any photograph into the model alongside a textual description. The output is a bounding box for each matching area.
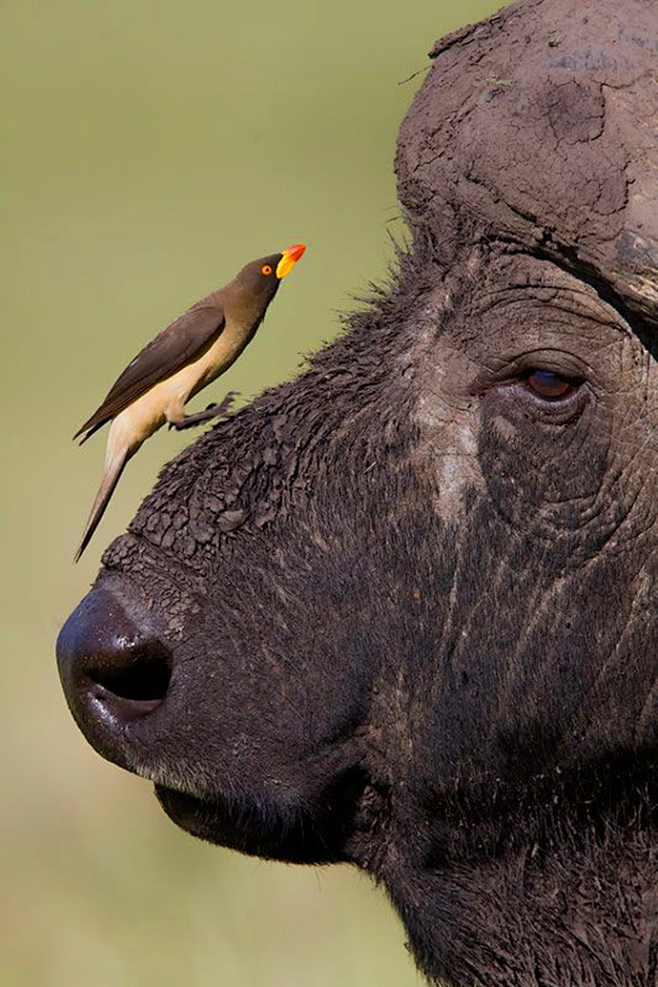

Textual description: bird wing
[74,304,225,442]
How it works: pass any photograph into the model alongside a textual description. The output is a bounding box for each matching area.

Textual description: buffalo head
[58,0,658,983]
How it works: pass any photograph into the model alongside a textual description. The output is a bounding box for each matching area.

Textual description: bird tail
[75,447,129,562]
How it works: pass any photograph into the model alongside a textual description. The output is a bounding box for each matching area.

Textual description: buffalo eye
[525,369,575,400]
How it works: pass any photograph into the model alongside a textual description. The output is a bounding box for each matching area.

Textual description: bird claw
[213,391,238,417]
[166,392,239,431]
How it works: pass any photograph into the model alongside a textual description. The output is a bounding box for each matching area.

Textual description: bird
[73,243,306,561]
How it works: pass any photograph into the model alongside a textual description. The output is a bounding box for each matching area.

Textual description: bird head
[234,243,307,304]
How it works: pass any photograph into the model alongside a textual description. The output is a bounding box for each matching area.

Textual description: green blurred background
[2,1,502,983]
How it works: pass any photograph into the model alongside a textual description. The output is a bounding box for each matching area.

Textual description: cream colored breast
[139,317,248,413]
[108,319,250,451]
[186,318,248,397]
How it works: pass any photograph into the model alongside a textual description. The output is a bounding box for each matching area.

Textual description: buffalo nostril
[87,642,171,712]
[57,585,173,734]
[92,649,172,704]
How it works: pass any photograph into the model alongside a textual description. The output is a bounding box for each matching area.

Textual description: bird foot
[168,391,238,430]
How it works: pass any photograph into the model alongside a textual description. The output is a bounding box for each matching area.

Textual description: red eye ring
[261,264,273,275]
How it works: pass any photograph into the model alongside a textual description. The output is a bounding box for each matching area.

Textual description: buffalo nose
[57,586,172,758]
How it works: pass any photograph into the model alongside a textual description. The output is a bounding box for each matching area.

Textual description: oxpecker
[74,243,306,560]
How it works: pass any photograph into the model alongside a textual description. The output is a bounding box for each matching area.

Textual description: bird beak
[276,243,306,279]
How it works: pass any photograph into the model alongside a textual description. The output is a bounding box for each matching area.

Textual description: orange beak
[276,243,307,279]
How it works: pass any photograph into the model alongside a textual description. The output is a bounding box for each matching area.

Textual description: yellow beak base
[276,243,306,279]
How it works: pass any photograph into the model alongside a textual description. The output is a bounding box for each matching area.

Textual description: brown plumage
[74,244,306,560]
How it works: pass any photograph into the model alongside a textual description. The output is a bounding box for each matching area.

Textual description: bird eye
[261,265,273,275]
[525,369,574,399]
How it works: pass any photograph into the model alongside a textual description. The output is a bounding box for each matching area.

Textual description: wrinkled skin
[57,0,658,984]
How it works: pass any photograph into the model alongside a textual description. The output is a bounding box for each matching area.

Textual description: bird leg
[168,391,237,430]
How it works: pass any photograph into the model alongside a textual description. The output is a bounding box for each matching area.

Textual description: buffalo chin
[154,784,350,865]
[155,785,231,845]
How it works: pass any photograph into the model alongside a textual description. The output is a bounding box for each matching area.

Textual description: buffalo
[57,0,658,983]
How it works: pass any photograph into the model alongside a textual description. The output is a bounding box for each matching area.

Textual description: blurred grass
[1,1,502,984]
